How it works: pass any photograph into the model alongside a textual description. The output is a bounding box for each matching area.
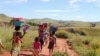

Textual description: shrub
[53,52,68,56]
[75,47,96,56]
[55,30,69,38]
[82,36,92,45]
[90,38,100,49]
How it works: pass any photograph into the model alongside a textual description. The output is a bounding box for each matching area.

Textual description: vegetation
[53,52,68,56]
[1,14,100,27]
[1,14,100,56]
[0,27,38,51]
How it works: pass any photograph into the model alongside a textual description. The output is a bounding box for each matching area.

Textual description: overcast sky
[0,0,100,22]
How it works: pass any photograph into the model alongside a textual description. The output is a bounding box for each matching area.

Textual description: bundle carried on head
[49,25,58,35]
[38,22,48,31]
[10,17,24,30]
[13,17,24,26]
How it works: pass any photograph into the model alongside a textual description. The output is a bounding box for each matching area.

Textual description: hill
[0,14,100,27]
[0,14,11,22]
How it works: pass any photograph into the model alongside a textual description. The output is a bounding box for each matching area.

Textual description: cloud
[85,0,96,3]
[40,0,50,2]
[69,0,80,7]
[4,0,28,4]
[69,0,100,7]
[32,10,68,13]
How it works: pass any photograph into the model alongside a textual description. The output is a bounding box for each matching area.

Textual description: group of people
[0,18,58,56]
[33,22,58,56]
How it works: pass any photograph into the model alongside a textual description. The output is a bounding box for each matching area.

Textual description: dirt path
[0,38,78,56]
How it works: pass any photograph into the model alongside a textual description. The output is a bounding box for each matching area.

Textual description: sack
[23,25,29,32]
[13,18,24,22]
[50,26,58,33]
[13,21,23,26]
[13,18,24,26]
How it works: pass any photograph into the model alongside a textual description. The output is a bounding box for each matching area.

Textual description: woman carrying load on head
[49,24,58,46]
[10,22,28,56]
[43,23,49,46]
[38,22,45,50]
[11,29,22,56]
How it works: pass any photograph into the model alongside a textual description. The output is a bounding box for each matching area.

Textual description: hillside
[0,14,100,27]
[26,18,64,26]
[0,14,11,22]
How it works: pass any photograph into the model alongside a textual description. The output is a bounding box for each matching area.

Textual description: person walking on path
[32,37,41,56]
[10,26,26,56]
[10,30,22,56]
[48,34,56,56]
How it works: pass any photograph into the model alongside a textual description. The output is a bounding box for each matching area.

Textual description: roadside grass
[55,27,100,56]
[1,27,100,56]
[0,27,38,51]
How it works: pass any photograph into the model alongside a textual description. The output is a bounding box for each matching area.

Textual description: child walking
[48,34,56,56]
[32,37,41,56]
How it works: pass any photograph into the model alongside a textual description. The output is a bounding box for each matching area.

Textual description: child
[11,29,23,56]
[32,37,41,56]
[48,34,56,56]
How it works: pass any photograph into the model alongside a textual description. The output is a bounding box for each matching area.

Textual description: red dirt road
[0,38,78,56]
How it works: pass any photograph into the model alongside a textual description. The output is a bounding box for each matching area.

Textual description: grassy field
[1,26,100,56]
[56,27,100,56]
[0,27,38,51]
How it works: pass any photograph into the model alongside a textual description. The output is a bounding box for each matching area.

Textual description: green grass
[0,27,38,51]
[53,52,68,56]
[55,27,100,56]
[1,26,100,56]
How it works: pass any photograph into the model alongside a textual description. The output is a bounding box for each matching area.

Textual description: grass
[53,52,68,56]
[55,27,100,56]
[1,26,100,56]
[0,27,38,51]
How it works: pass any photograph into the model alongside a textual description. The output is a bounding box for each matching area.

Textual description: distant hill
[0,14,12,22]
[0,14,100,27]
[62,21,91,27]
[26,18,64,26]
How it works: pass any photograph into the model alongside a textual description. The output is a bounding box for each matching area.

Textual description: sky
[0,0,100,22]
